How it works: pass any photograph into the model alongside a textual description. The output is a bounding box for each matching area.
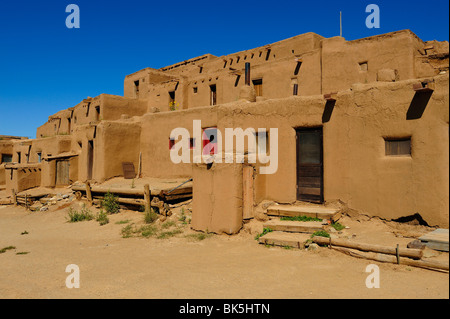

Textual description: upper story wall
[126,30,448,112]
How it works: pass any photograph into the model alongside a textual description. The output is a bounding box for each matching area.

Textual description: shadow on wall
[406,91,433,120]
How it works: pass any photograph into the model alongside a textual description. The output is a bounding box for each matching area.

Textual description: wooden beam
[312,236,423,260]
[144,184,151,212]
[86,181,93,204]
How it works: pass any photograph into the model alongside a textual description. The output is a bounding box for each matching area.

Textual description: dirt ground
[0,197,448,299]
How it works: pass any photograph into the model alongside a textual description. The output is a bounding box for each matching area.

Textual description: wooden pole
[86,181,93,204]
[333,246,449,272]
[312,236,423,260]
[13,190,17,206]
[144,184,151,212]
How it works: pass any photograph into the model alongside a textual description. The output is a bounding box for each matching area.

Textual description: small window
[17,152,21,163]
[202,127,218,155]
[134,80,140,98]
[169,91,175,104]
[193,87,198,94]
[1,154,12,163]
[169,138,175,150]
[37,152,42,163]
[210,85,217,106]
[359,61,368,72]
[385,138,411,156]
[190,138,195,150]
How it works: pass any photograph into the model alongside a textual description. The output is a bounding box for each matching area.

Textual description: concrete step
[258,231,311,249]
[266,204,340,221]
[263,219,325,234]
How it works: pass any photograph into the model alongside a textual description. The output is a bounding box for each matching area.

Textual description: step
[263,220,325,234]
[267,204,340,221]
[419,229,449,252]
[258,231,311,249]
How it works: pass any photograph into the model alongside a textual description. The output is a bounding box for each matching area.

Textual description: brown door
[296,127,323,203]
[56,160,70,185]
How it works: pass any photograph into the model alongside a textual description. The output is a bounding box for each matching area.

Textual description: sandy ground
[0,199,448,299]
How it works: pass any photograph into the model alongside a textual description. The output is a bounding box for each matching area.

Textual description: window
[169,91,175,103]
[202,127,218,155]
[252,79,263,96]
[210,85,217,106]
[37,152,42,163]
[359,61,368,72]
[1,154,12,163]
[169,138,175,150]
[190,138,195,150]
[385,138,411,156]
[95,106,100,121]
[17,152,21,163]
[193,87,198,94]
[134,80,140,98]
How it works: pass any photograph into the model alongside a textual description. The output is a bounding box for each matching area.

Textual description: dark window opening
[95,106,100,121]
[169,91,175,104]
[294,61,302,75]
[1,154,12,163]
[17,152,21,164]
[169,138,175,150]
[385,138,411,156]
[359,61,368,72]
[265,49,271,61]
[210,85,217,106]
[134,80,140,98]
[190,138,195,149]
[37,152,42,163]
[234,75,241,87]
[193,87,198,94]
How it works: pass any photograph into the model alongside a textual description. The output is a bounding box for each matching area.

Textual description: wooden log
[13,190,17,206]
[86,181,93,204]
[93,196,145,206]
[312,236,423,260]
[144,184,151,212]
[333,246,449,272]
[72,184,192,198]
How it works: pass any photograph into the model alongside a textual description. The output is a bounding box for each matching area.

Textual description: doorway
[56,160,70,185]
[87,140,94,180]
[296,127,323,203]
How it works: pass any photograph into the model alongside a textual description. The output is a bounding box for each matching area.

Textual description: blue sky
[0,0,448,138]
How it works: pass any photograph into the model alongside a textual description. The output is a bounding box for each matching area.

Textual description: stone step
[419,229,449,252]
[258,231,311,249]
[266,204,340,221]
[263,220,325,234]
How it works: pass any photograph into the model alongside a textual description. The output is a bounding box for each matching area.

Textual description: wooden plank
[298,176,322,188]
[144,184,151,212]
[298,187,321,196]
[267,205,338,220]
[419,229,449,252]
[242,166,254,219]
[122,162,136,179]
[298,166,321,177]
[86,181,92,204]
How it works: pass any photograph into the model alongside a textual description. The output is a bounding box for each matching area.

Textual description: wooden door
[56,160,70,185]
[296,128,323,203]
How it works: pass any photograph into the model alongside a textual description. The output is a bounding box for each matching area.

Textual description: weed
[140,225,158,238]
[311,230,330,238]
[331,222,345,231]
[161,221,176,229]
[102,192,120,214]
[178,209,187,224]
[96,210,109,226]
[185,232,213,241]
[157,229,183,239]
[121,224,135,238]
[280,215,322,222]
[115,220,131,225]
[0,246,16,254]
[255,227,273,240]
[144,208,159,224]
[283,245,293,250]
[21,231,29,235]
[67,205,94,222]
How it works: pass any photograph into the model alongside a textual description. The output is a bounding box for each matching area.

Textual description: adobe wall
[139,73,449,228]
[5,163,42,195]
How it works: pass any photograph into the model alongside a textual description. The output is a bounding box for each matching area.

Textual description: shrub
[311,230,330,238]
[67,206,94,222]
[96,210,109,226]
[331,222,345,231]
[144,208,159,224]
[102,192,120,214]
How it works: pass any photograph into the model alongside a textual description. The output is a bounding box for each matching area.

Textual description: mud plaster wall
[191,163,243,234]
[5,164,42,194]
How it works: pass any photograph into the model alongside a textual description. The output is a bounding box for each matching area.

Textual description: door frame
[295,126,324,203]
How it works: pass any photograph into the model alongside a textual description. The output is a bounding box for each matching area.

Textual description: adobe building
[1,30,449,232]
